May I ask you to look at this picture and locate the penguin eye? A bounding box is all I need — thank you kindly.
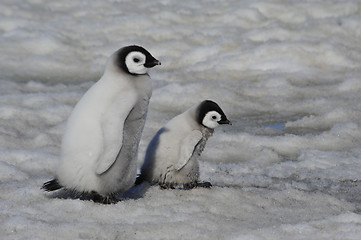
[212,115,217,120]
[133,58,140,63]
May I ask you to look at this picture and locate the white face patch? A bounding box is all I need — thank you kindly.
[202,111,222,129]
[125,51,147,74]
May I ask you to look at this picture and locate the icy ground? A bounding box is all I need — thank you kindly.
[1,0,361,239]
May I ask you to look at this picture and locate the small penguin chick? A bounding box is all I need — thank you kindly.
[42,45,160,204]
[136,100,231,190]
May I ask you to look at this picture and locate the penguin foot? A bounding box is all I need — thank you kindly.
[88,191,119,204]
[183,181,212,190]
[42,183,119,204]
[183,182,197,190]
[159,183,175,190]
[42,179,63,192]
[158,181,213,190]
[134,174,144,186]
[197,181,212,188]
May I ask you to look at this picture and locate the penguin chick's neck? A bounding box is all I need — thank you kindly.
[102,51,142,77]
[186,105,214,133]
[101,59,146,89]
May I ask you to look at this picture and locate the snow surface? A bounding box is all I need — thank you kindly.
[1,0,361,239]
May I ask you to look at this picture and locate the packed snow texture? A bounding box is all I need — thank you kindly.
[1,0,361,239]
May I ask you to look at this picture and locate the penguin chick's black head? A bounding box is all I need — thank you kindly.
[116,45,161,75]
[197,100,231,128]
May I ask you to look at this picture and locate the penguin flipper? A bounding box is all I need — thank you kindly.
[95,91,138,175]
[174,130,203,171]
[42,179,63,192]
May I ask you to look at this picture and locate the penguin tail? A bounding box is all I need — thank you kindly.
[134,174,145,186]
[42,179,63,192]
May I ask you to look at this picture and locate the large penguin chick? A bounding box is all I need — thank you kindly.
[42,45,160,203]
[136,100,231,190]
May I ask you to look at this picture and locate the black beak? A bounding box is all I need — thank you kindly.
[218,119,232,125]
[144,59,161,68]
